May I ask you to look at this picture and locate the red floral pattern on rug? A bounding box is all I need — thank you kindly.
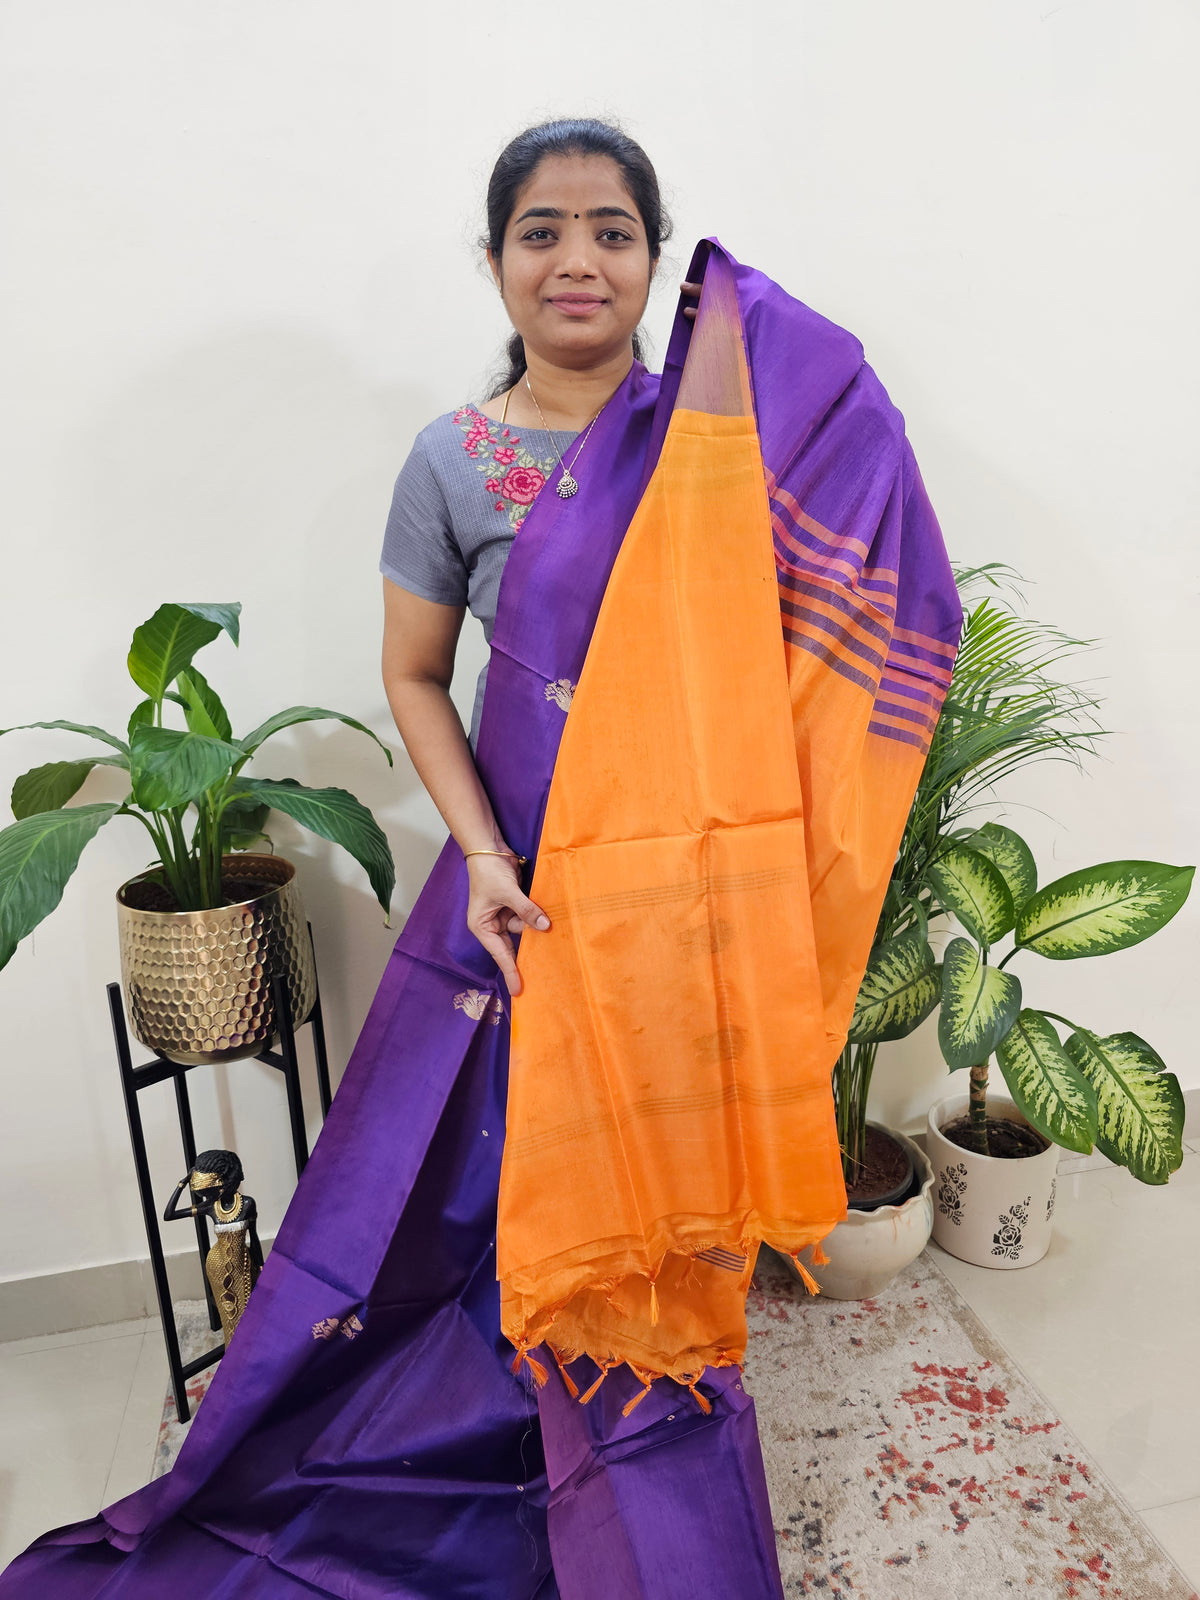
[452,404,559,532]
[744,1253,1197,1599]
[153,1270,1196,1598]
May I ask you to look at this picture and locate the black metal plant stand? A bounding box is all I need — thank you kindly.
[109,925,332,1422]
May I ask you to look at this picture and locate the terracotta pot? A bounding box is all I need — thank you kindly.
[927,1092,1058,1269]
[791,1124,934,1300]
[116,853,316,1066]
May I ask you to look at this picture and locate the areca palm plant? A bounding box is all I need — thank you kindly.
[0,602,395,969]
[836,567,1191,1187]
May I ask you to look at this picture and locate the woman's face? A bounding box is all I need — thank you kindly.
[489,154,655,371]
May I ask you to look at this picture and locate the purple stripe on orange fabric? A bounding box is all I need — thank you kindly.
[765,481,897,578]
[771,514,875,594]
[784,626,880,696]
[892,623,958,661]
[776,567,892,647]
[879,673,944,711]
[874,696,938,733]
[780,598,888,675]
[872,704,936,738]
[765,470,891,573]
[778,585,893,666]
[858,573,904,603]
[868,718,931,751]
[769,503,901,600]
[886,642,954,685]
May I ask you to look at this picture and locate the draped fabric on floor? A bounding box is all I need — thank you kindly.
[0,242,961,1600]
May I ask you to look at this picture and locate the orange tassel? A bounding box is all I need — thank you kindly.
[621,1380,653,1418]
[510,1345,549,1387]
[578,1361,612,1405]
[687,1381,712,1416]
[551,1347,580,1400]
[648,1279,660,1326]
[790,1253,822,1295]
[811,1243,831,1267]
[602,1288,631,1319]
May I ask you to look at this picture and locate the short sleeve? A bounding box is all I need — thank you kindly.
[379,432,469,607]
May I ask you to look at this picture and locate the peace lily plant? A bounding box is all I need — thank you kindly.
[0,601,395,968]
[839,569,1191,1188]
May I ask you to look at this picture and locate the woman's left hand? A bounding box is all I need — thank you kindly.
[464,852,550,997]
[681,281,702,320]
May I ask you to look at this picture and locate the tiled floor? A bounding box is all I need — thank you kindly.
[3,1142,1198,1586]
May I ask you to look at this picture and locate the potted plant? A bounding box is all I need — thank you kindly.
[0,602,395,1064]
[801,567,1184,1295]
[922,831,1190,1267]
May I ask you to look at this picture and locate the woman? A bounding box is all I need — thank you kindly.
[0,119,961,1599]
[380,120,671,1000]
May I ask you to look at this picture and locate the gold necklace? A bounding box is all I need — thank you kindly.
[523,378,606,499]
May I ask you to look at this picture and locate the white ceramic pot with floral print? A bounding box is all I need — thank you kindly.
[928,1093,1059,1269]
[792,1125,935,1301]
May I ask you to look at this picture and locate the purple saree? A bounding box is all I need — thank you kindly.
[1,243,959,1600]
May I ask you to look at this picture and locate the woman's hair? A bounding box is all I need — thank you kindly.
[484,118,672,398]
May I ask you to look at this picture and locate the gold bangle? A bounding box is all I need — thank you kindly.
[463,848,529,866]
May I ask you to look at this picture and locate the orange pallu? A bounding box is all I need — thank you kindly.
[498,244,960,1407]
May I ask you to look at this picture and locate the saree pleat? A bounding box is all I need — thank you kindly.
[0,241,959,1600]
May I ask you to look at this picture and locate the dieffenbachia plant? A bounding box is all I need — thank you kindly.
[0,602,395,968]
[849,822,1191,1182]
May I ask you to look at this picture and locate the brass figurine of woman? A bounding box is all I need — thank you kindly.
[163,1149,263,1344]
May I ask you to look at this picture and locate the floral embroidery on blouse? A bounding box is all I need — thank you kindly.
[452,404,562,534]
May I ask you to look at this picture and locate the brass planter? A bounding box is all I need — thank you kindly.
[116,854,316,1066]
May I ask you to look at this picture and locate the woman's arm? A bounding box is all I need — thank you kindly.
[382,577,548,995]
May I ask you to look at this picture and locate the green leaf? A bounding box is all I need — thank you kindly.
[11,758,124,820]
[237,706,393,766]
[929,844,1015,948]
[848,929,941,1043]
[219,796,271,852]
[0,804,120,969]
[176,603,241,645]
[938,936,1022,1070]
[995,1009,1097,1153]
[235,778,394,914]
[1,720,128,755]
[127,603,240,702]
[128,700,156,740]
[1015,861,1194,960]
[961,822,1037,912]
[1065,1029,1185,1184]
[128,726,242,812]
[176,667,232,742]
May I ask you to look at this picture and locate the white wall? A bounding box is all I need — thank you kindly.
[2,0,1196,1282]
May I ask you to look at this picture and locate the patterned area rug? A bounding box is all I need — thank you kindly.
[156,1262,1195,1597]
[151,1300,221,1479]
[745,1249,1196,1598]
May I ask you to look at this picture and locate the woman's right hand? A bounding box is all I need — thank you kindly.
[465,852,550,997]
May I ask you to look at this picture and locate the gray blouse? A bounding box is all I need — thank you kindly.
[380,403,578,743]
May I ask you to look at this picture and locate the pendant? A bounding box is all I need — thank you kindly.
[556,471,579,499]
